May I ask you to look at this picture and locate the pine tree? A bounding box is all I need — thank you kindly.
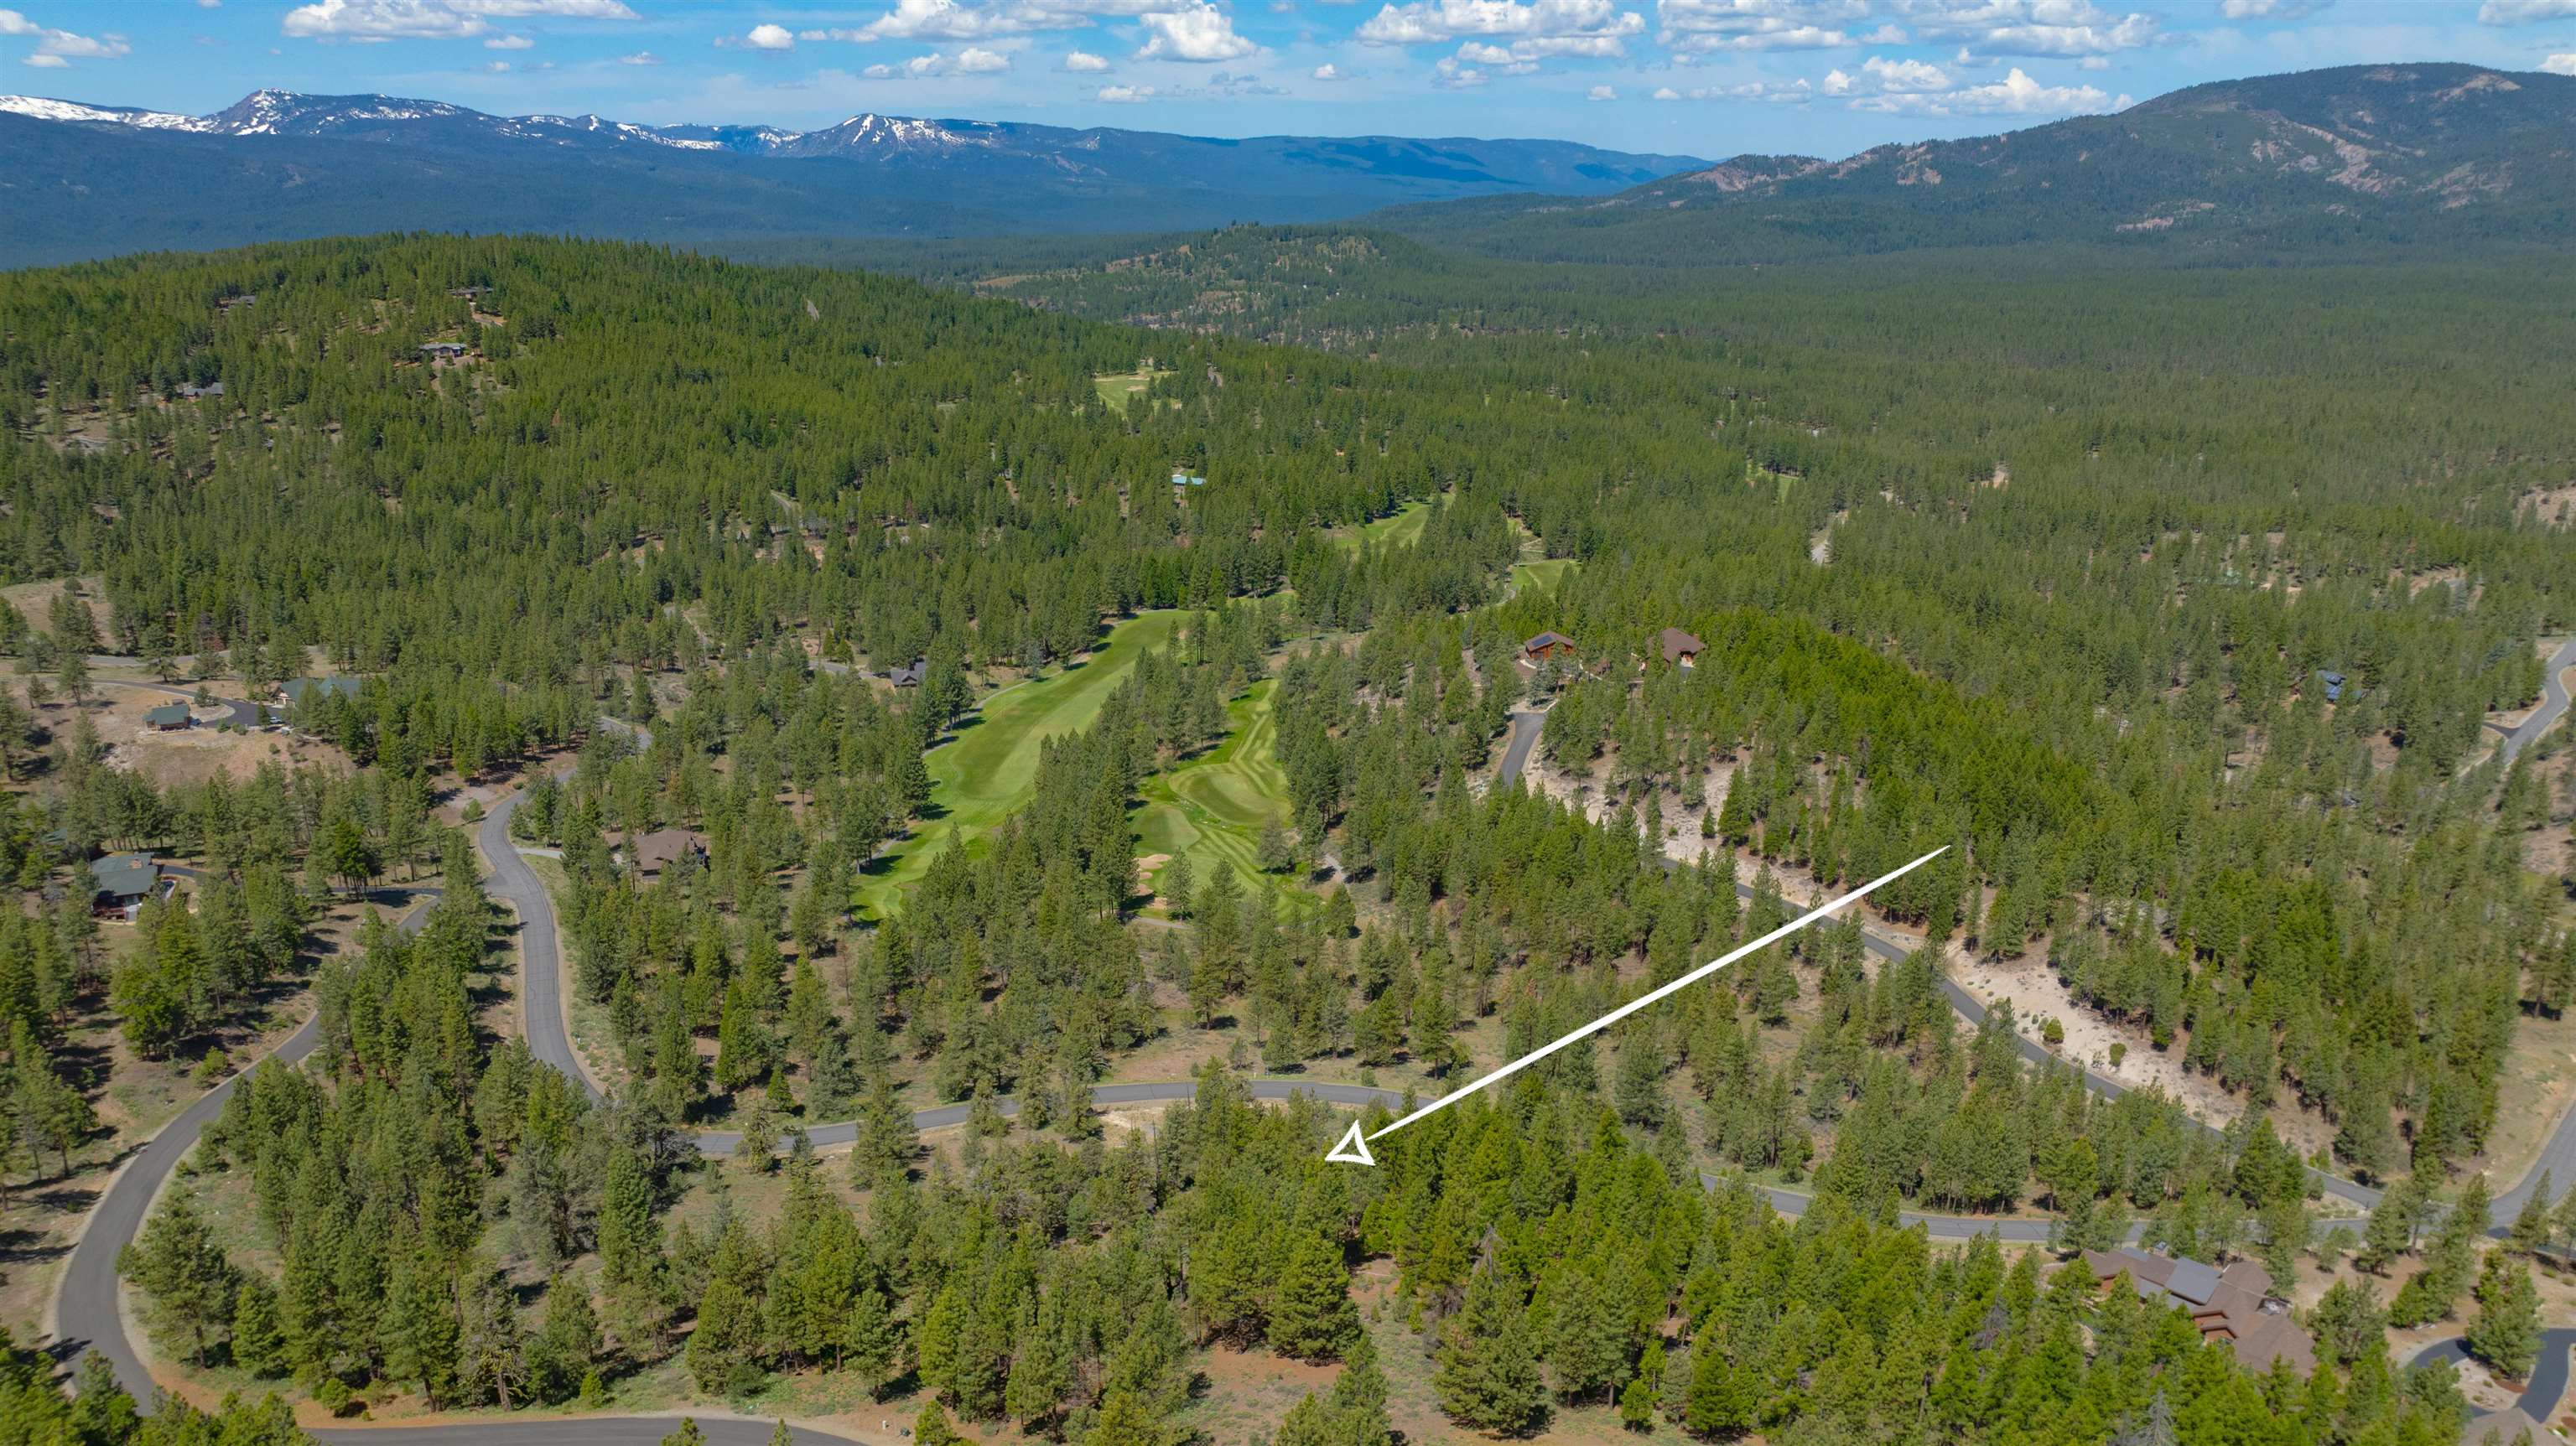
[528,1278,603,1404]
[1682,1322,1753,1439]
[846,1278,904,1398]
[383,1246,462,1409]
[2467,1252,2542,1379]
[1084,1387,1164,1446]
[2308,1278,2386,1367]
[1612,1032,1666,1128]
[914,1399,959,1446]
[117,1190,237,1368]
[1005,1301,1072,1426]
[1331,1331,1394,1446]
[1544,1265,1626,1403]
[2356,1174,2421,1273]
[231,1276,288,1378]
[1267,1229,1361,1361]
[2507,1172,2553,1256]
[1433,1264,1546,1433]
[458,1266,530,1409]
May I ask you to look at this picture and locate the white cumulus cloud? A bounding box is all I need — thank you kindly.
[1862,52,1946,87]
[863,47,1011,75]
[485,31,532,47]
[1655,0,1867,55]
[1847,61,2116,112]
[618,49,661,63]
[1138,3,1257,60]
[1587,81,1616,96]
[1064,47,1113,67]
[1312,60,1346,75]
[2219,0,2332,18]
[1661,75,1814,98]
[2541,50,2576,70]
[1098,81,1156,97]
[282,0,636,39]
[0,8,132,62]
[743,22,796,48]
[2479,0,2576,19]
[1892,0,2155,55]
[826,0,1206,43]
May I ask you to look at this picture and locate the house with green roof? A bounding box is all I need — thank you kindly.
[90,853,169,920]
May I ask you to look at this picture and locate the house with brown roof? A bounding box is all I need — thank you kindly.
[2082,1247,2315,1377]
[1523,630,1577,661]
[1658,627,1705,667]
[621,827,709,879]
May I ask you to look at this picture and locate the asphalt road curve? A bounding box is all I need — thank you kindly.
[60,698,2576,1442]
[2500,638,2576,766]
[2407,1329,2576,1430]
[52,894,437,1422]
[1493,707,1545,788]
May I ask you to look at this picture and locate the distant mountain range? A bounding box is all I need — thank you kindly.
[1373,64,2576,262]
[0,88,1705,267]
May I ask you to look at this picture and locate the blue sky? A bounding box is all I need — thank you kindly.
[3,0,2573,158]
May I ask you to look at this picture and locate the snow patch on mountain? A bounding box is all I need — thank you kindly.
[0,96,211,131]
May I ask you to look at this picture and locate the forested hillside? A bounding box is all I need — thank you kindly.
[1359,64,2576,265]
[3,231,2573,1444]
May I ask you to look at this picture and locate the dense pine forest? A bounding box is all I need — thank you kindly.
[0,227,2571,1446]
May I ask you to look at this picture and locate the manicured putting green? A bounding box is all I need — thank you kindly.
[858,609,1183,919]
[1132,677,1301,908]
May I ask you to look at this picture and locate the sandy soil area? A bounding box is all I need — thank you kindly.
[64,679,351,787]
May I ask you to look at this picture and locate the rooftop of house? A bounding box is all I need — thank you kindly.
[141,702,191,726]
[1524,630,1575,652]
[2083,1248,2313,1376]
[628,827,709,873]
[91,853,162,900]
[884,659,927,687]
[1658,626,1706,663]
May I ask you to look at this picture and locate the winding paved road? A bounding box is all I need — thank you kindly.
[1494,707,1545,789]
[58,687,2576,1441]
[52,891,439,1424]
[2499,638,2576,768]
[2407,1329,2576,1432]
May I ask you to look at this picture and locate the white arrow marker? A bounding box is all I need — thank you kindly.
[1327,845,1947,1164]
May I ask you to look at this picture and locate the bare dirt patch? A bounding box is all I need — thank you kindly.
[68,683,348,787]
[0,573,112,638]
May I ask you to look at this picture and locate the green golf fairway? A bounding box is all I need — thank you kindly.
[1332,498,1430,555]
[1133,677,1298,906]
[858,609,1183,919]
